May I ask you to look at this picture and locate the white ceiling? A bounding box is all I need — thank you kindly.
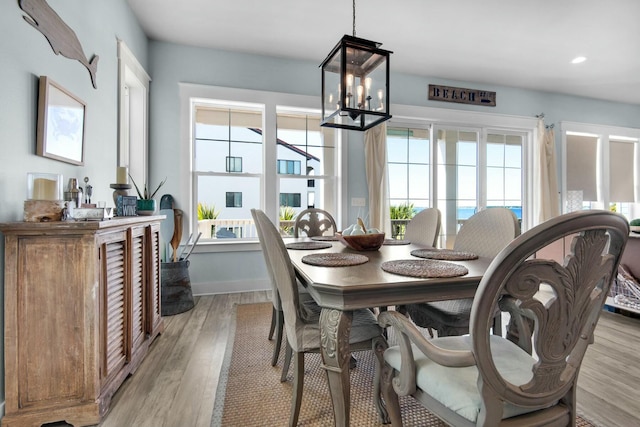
[126,0,640,106]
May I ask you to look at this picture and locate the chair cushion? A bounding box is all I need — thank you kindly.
[406,299,473,328]
[293,301,382,352]
[384,335,539,422]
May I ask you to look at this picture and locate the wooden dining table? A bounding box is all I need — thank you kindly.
[286,237,492,427]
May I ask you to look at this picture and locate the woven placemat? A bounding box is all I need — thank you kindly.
[383,239,411,245]
[410,248,478,261]
[381,259,468,278]
[302,253,369,267]
[311,235,340,241]
[285,241,333,250]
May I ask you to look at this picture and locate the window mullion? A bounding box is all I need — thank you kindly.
[263,102,278,223]
[478,128,487,210]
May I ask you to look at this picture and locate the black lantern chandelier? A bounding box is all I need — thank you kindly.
[320,0,392,131]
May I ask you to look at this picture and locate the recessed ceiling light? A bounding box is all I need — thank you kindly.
[571,56,587,64]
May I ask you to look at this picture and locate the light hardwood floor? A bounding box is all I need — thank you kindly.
[88,292,639,427]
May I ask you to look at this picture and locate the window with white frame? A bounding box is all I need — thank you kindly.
[562,123,640,220]
[387,126,431,209]
[276,110,338,225]
[193,103,263,240]
[387,124,525,248]
[187,88,342,243]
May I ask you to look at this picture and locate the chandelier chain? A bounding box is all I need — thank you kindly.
[352,0,356,37]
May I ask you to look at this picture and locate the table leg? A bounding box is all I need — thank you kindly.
[320,308,352,427]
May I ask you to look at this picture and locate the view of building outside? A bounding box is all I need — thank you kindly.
[193,103,338,239]
[194,105,262,238]
[275,111,337,223]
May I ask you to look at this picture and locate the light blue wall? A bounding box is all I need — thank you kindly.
[1,1,639,409]
[147,40,639,295]
[0,0,148,409]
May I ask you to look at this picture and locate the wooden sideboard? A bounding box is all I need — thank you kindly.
[0,216,165,427]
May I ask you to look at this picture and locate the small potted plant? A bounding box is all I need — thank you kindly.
[197,202,220,238]
[129,174,167,215]
[279,206,296,236]
[630,218,640,233]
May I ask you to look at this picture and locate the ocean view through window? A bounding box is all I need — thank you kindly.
[387,125,524,247]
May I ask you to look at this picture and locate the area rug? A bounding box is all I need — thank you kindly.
[211,302,597,426]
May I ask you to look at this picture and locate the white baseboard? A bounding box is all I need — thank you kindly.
[191,279,271,296]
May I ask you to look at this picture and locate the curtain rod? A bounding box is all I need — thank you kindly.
[535,113,554,128]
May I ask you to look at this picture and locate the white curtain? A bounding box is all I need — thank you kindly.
[364,123,391,234]
[535,118,560,223]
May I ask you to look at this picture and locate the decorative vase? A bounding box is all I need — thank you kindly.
[198,219,215,238]
[137,199,156,216]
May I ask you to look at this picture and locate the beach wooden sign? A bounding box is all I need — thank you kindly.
[428,84,496,107]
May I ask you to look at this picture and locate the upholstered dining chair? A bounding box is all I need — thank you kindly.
[293,208,337,238]
[403,207,520,337]
[377,210,628,426]
[253,210,287,367]
[252,209,386,426]
[253,210,315,369]
[403,207,441,247]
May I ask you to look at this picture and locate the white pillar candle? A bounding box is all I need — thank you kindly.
[33,178,57,200]
[116,167,128,184]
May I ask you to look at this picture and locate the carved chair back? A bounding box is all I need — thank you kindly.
[378,210,628,426]
[293,208,337,238]
[471,210,629,421]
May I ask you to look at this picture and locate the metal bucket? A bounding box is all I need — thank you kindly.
[161,260,195,316]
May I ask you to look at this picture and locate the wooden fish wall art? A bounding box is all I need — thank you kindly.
[18,0,99,89]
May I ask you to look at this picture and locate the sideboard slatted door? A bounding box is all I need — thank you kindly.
[129,226,146,360]
[146,222,163,339]
[100,233,127,386]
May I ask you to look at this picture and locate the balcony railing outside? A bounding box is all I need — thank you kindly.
[198,218,296,239]
[200,218,411,240]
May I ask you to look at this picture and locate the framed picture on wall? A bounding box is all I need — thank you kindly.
[36,76,86,166]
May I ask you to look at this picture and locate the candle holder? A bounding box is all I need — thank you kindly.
[110,183,132,206]
[27,172,63,201]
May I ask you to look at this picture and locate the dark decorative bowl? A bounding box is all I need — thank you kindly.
[336,232,385,251]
